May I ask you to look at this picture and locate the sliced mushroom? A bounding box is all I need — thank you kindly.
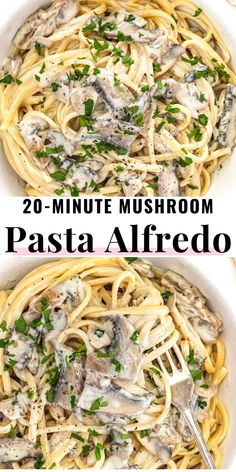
[103,425,133,469]
[86,315,141,382]
[185,64,210,83]
[3,55,22,79]
[76,117,139,151]
[46,130,75,157]
[52,342,84,411]
[18,117,48,152]
[117,171,143,197]
[87,71,134,113]
[130,259,156,278]
[142,406,192,464]
[0,438,41,463]
[31,275,86,313]
[158,161,180,196]
[13,0,79,50]
[162,44,185,68]
[45,310,68,342]
[88,323,112,350]
[0,393,29,421]
[175,83,209,111]
[89,10,162,44]
[161,270,223,343]
[6,317,41,374]
[78,375,154,417]
[218,84,236,148]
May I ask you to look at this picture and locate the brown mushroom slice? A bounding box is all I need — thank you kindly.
[161,270,223,343]
[88,10,161,44]
[103,425,133,469]
[0,393,29,421]
[158,162,180,197]
[86,315,141,382]
[51,342,84,411]
[87,70,134,113]
[218,84,236,148]
[13,0,79,50]
[0,438,41,463]
[78,376,154,417]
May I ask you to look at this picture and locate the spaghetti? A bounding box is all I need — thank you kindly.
[0,0,236,197]
[0,257,228,469]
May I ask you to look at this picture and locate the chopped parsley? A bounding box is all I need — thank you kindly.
[97,346,119,358]
[186,349,195,366]
[155,121,165,133]
[46,366,62,402]
[88,428,99,437]
[153,63,162,73]
[39,63,46,74]
[193,8,202,17]
[187,184,199,190]
[15,314,27,334]
[125,257,138,264]
[161,290,172,300]
[140,429,151,438]
[90,396,108,411]
[179,157,193,167]
[190,369,203,381]
[51,82,62,92]
[0,338,10,348]
[84,98,94,117]
[35,42,45,57]
[150,367,162,377]
[197,398,207,409]
[70,344,87,361]
[27,389,35,400]
[165,104,180,114]
[200,384,209,389]
[0,320,8,332]
[130,331,139,344]
[94,443,105,461]
[188,124,202,142]
[71,433,85,442]
[111,359,124,372]
[126,14,136,22]
[50,170,67,181]
[34,458,45,469]
[82,22,97,32]
[199,92,206,103]
[0,74,14,84]
[198,114,208,126]
[141,85,149,93]
[122,56,134,67]
[181,55,201,66]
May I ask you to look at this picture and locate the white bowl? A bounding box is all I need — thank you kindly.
[0,0,236,196]
[0,255,236,468]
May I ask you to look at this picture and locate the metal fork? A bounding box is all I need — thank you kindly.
[157,344,216,469]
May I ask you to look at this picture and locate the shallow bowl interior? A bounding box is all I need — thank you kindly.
[0,0,236,196]
[0,256,235,468]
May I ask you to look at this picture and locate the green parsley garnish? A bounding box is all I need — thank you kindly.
[130,331,139,344]
[90,396,108,411]
[35,42,45,57]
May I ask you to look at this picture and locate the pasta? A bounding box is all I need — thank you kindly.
[0,0,236,197]
[0,257,228,469]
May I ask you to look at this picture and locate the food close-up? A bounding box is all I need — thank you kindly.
[0,257,230,469]
[0,0,236,196]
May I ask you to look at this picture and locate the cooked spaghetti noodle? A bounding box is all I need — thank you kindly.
[0,0,236,197]
[0,257,228,468]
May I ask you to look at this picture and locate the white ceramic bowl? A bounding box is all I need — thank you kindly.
[0,256,236,468]
[0,0,236,196]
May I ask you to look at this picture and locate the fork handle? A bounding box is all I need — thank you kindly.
[180,407,216,469]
